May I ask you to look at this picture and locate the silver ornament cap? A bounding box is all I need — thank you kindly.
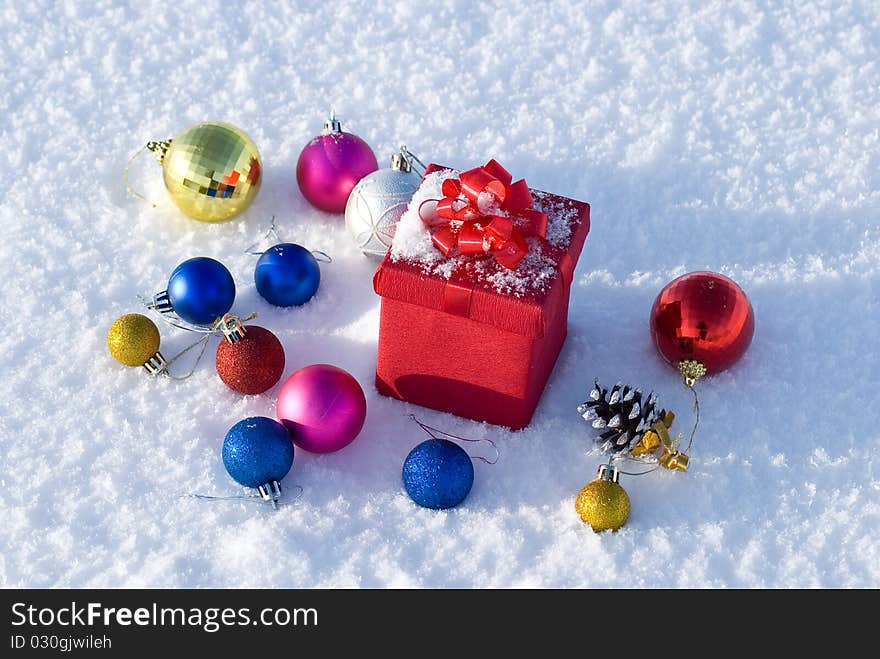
[344,149,421,257]
[323,110,343,134]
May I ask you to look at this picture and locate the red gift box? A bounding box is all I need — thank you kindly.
[372,163,590,429]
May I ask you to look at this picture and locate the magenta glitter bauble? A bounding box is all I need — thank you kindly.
[276,364,367,453]
[296,114,379,213]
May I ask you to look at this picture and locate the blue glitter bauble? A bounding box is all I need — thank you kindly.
[402,438,474,510]
[222,417,295,488]
[254,243,320,307]
[167,257,236,325]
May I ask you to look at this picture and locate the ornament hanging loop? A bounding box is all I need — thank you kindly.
[124,145,158,208]
[263,215,282,246]
[162,333,212,381]
[124,139,172,207]
[159,312,257,380]
[244,217,332,263]
[186,483,303,509]
[609,452,660,477]
[676,359,707,458]
[398,146,426,176]
[140,286,257,335]
[244,216,283,255]
[408,414,499,465]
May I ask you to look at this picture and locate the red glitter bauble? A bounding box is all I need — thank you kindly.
[215,325,285,395]
[650,271,754,374]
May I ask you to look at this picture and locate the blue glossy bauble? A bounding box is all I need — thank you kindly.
[254,243,320,307]
[167,257,236,325]
[222,417,294,488]
[402,438,474,510]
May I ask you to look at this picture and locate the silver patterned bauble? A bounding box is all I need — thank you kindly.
[344,150,422,257]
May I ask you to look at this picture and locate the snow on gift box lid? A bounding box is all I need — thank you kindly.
[373,163,591,338]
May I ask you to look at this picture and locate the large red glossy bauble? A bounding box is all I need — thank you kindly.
[216,325,285,395]
[650,271,754,374]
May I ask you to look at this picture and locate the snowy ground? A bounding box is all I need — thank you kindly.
[1,0,878,588]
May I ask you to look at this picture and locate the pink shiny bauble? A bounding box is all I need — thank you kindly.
[650,271,755,374]
[276,364,367,453]
[296,132,378,213]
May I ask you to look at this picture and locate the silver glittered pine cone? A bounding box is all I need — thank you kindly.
[576,380,669,454]
[344,148,422,257]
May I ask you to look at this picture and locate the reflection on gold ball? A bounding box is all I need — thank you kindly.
[107,314,160,367]
[162,122,261,222]
[575,479,630,532]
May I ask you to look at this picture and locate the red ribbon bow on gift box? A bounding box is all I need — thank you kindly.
[418,160,549,270]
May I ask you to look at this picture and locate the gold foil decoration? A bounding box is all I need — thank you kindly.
[147,139,171,164]
[679,359,707,387]
[630,430,660,457]
[630,410,675,457]
[652,421,689,472]
[659,447,689,471]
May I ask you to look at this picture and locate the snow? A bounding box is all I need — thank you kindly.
[390,169,460,267]
[1,0,878,588]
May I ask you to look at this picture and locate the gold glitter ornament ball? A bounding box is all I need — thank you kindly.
[160,122,262,222]
[107,314,161,367]
[575,477,631,532]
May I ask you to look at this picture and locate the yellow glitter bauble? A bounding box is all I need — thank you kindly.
[575,476,630,532]
[160,122,262,222]
[107,314,161,367]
